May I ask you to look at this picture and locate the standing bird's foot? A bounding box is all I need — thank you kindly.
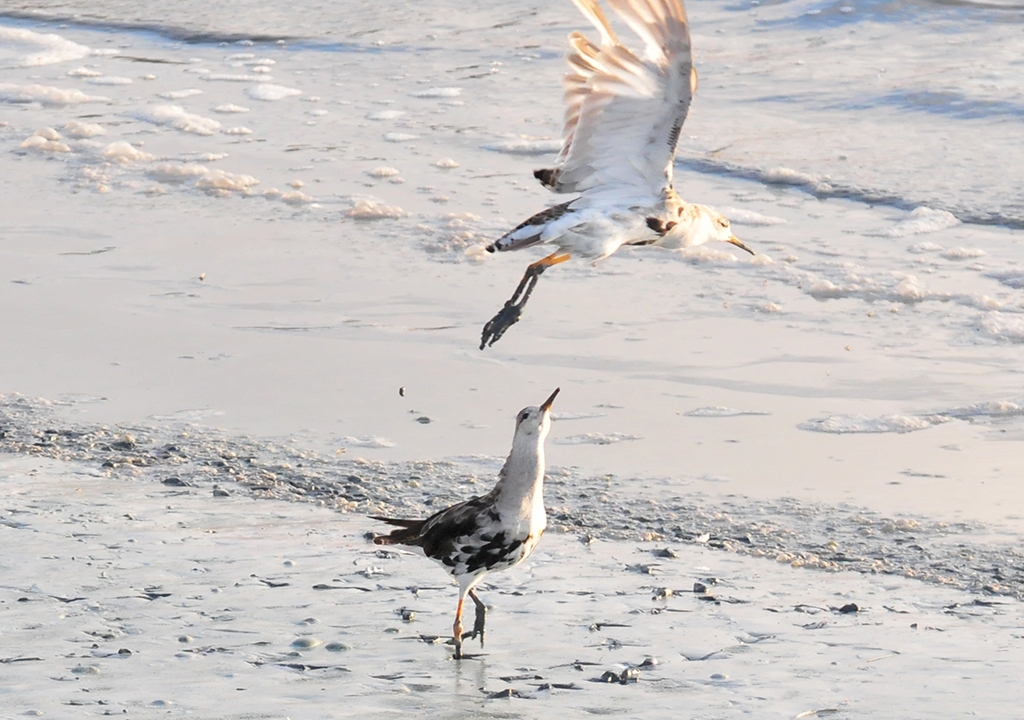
[462,590,486,647]
[480,252,570,349]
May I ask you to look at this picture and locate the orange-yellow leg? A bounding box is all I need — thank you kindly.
[480,252,571,350]
[452,596,466,659]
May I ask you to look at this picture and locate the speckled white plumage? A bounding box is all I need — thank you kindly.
[372,388,558,658]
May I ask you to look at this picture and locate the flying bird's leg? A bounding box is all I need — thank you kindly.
[463,589,486,647]
[480,252,570,349]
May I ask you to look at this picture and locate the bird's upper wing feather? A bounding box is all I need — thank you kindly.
[539,0,696,205]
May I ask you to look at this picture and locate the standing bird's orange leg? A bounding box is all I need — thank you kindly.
[480,252,570,349]
[452,595,466,659]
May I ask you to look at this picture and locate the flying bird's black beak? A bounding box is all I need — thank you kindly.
[540,388,560,413]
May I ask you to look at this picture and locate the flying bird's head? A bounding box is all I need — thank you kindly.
[704,207,754,255]
[513,388,559,442]
[654,201,756,255]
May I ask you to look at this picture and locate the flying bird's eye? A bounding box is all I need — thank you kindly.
[717,218,729,228]
[518,411,529,423]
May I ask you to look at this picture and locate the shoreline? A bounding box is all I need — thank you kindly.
[3,394,1023,602]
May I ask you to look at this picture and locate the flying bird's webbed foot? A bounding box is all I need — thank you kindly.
[479,252,570,350]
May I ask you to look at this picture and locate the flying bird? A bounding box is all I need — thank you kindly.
[372,388,559,659]
[480,0,754,349]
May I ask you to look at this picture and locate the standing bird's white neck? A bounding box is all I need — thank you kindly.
[491,390,557,526]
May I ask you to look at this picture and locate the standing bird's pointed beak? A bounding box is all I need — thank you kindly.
[728,235,755,255]
[540,388,560,412]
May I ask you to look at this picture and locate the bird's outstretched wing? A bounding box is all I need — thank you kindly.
[535,0,697,205]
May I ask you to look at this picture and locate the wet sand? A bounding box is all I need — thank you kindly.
[4,455,1023,719]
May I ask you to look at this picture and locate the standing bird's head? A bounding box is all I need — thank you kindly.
[513,388,559,443]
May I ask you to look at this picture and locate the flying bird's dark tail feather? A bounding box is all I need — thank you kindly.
[369,516,426,546]
[487,200,575,253]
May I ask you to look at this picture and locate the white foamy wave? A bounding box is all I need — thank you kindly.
[799,414,948,434]
[974,312,1024,343]
[383,132,419,142]
[763,166,832,192]
[554,432,642,445]
[684,407,770,417]
[338,436,395,449]
[0,28,91,67]
[222,126,253,135]
[347,197,404,220]
[482,139,562,155]
[246,84,301,101]
[102,141,155,164]
[195,169,260,195]
[147,163,209,184]
[411,87,462,98]
[20,128,70,153]
[874,207,961,238]
[213,104,250,113]
[720,207,786,226]
[907,241,943,254]
[88,76,132,86]
[940,398,1024,420]
[136,105,221,135]
[63,121,105,138]
[416,213,492,261]
[0,82,108,105]
[368,166,401,178]
[67,67,102,77]
[367,110,405,120]
[940,246,986,260]
[279,190,317,206]
[158,89,203,100]
[671,245,744,263]
[792,265,932,304]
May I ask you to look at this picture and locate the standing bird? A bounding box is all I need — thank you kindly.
[372,388,559,659]
[480,0,754,349]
